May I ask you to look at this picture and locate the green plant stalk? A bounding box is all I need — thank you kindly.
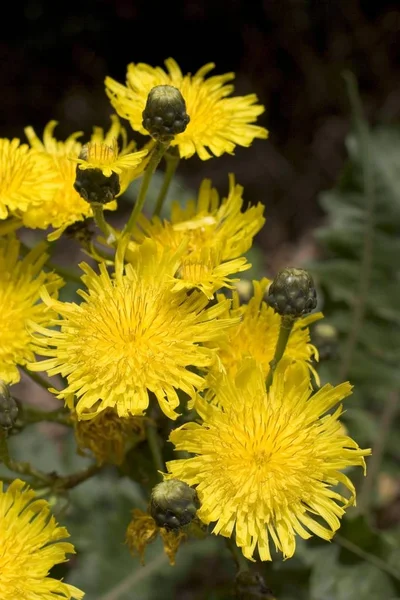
[338,72,375,382]
[92,203,115,244]
[21,365,58,392]
[124,140,170,235]
[18,404,72,426]
[335,533,400,582]
[145,419,165,475]
[226,537,250,572]
[153,150,180,218]
[0,431,10,464]
[265,316,295,390]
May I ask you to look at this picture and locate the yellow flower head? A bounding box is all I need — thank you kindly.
[167,360,370,561]
[0,138,56,220]
[30,239,237,420]
[0,236,63,384]
[130,176,265,297]
[74,138,147,179]
[0,479,84,599]
[23,116,146,239]
[207,279,321,382]
[105,58,268,160]
[73,408,145,465]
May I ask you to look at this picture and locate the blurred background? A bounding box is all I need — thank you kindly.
[2,0,400,269]
[3,1,400,599]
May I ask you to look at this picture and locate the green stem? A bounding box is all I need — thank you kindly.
[18,404,72,426]
[3,453,102,491]
[265,316,295,390]
[226,537,250,572]
[335,533,400,582]
[124,141,170,235]
[92,203,115,244]
[339,72,375,382]
[153,150,180,218]
[21,366,58,392]
[0,431,10,464]
[145,419,165,475]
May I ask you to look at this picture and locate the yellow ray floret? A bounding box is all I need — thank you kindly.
[167,360,370,561]
[0,138,56,220]
[129,175,265,297]
[105,58,268,160]
[0,236,63,384]
[23,116,146,238]
[0,479,84,599]
[29,239,238,420]
[206,279,322,382]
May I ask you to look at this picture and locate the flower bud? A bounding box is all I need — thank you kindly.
[0,381,18,430]
[235,571,276,600]
[142,85,190,142]
[150,479,199,530]
[74,146,120,205]
[266,267,317,318]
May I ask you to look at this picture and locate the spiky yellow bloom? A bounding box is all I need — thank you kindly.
[105,58,268,160]
[23,116,146,239]
[0,138,56,220]
[0,479,84,599]
[207,279,321,382]
[30,239,237,420]
[74,138,147,178]
[129,176,265,297]
[0,236,63,384]
[167,360,370,561]
[73,408,145,465]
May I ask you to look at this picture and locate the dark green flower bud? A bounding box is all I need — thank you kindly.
[150,479,200,530]
[235,571,276,600]
[74,146,120,205]
[142,85,190,142]
[312,322,339,361]
[64,219,94,247]
[266,267,317,318]
[0,382,18,430]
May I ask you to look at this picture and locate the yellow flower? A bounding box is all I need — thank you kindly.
[23,116,146,239]
[0,236,63,384]
[167,360,370,561]
[105,58,268,160]
[73,408,145,465]
[0,138,56,220]
[0,479,84,599]
[207,279,321,382]
[30,239,237,420]
[130,176,265,297]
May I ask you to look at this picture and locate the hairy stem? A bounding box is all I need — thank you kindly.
[21,365,59,392]
[338,72,375,381]
[145,419,165,475]
[153,150,180,218]
[92,203,115,244]
[265,316,295,390]
[124,141,170,235]
[226,537,250,572]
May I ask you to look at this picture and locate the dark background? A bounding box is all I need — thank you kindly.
[3,0,400,269]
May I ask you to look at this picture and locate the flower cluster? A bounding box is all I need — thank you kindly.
[0,57,370,596]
